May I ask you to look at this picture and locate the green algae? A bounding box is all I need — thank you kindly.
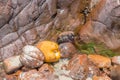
[75,41,119,57]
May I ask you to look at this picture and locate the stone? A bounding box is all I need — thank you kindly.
[88,55,111,68]
[0,0,13,28]
[59,42,77,58]
[1,32,18,47]
[0,24,15,39]
[93,75,111,80]
[79,0,120,50]
[0,0,92,60]
[67,54,89,80]
[38,64,54,76]
[19,64,55,80]
[112,56,120,65]
[14,38,25,55]
[20,45,44,68]
[18,70,45,80]
[110,65,120,80]
[1,74,17,80]
[22,28,39,44]
[1,43,17,60]
[57,31,75,44]
[87,61,101,78]
[46,0,57,16]
[13,0,40,27]
[3,55,23,74]
[57,0,74,8]
[17,22,34,35]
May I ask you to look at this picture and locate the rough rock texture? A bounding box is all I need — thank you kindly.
[0,0,91,61]
[110,65,120,80]
[19,64,55,80]
[20,45,44,68]
[59,42,77,58]
[68,54,89,80]
[79,0,120,51]
[88,54,111,68]
[3,55,22,74]
[112,56,120,65]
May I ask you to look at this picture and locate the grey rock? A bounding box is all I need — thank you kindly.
[22,28,39,44]
[1,43,17,60]
[0,0,13,28]
[1,32,18,47]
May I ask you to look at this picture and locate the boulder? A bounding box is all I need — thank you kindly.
[79,0,120,51]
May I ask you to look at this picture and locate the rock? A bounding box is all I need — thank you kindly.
[39,64,54,77]
[1,74,17,80]
[12,70,22,77]
[59,42,77,58]
[0,0,90,61]
[112,56,120,65]
[1,43,17,60]
[20,45,44,68]
[0,0,13,28]
[3,56,23,74]
[22,28,39,44]
[18,70,45,80]
[79,0,120,50]
[87,61,101,78]
[110,65,120,80]
[19,64,55,80]
[93,75,111,80]
[1,32,18,47]
[21,67,32,72]
[88,54,111,68]
[57,31,75,44]
[67,54,89,80]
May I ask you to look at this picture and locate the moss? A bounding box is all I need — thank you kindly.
[75,41,119,57]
